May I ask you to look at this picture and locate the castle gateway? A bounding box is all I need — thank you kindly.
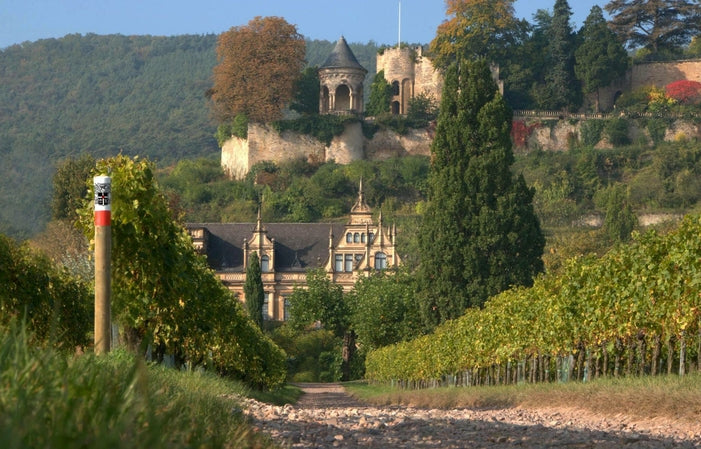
[186,184,400,322]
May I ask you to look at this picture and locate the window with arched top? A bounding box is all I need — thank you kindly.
[361,233,366,243]
[261,255,270,272]
[375,252,387,270]
[354,232,360,243]
[391,80,400,96]
[346,232,352,243]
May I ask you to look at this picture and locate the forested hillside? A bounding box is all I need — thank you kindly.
[0,33,378,238]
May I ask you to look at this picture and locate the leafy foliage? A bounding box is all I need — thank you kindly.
[290,66,321,115]
[665,80,701,105]
[0,235,92,349]
[75,155,285,389]
[366,214,701,384]
[348,269,422,350]
[430,0,519,69]
[210,17,306,123]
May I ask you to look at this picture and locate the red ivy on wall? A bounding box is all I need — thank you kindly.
[665,80,701,104]
[511,120,540,148]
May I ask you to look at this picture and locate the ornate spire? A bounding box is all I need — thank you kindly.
[255,207,263,232]
[350,179,373,225]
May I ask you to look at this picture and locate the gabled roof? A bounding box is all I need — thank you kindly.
[320,36,367,72]
[187,223,346,272]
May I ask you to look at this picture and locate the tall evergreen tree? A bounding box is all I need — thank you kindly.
[605,0,701,54]
[542,0,580,110]
[244,251,265,329]
[575,6,630,112]
[418,59,545,328]
[366,70,393,117]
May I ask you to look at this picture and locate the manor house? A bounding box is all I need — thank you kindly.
[186,183,400,322]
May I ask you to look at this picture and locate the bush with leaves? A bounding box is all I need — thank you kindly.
[0,234,92,349]
[76,155,285,389]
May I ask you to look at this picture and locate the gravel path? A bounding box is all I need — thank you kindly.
[239,383,701,448]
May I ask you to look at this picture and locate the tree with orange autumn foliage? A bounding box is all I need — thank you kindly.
[210,16,306,123]
[429,0,519,70]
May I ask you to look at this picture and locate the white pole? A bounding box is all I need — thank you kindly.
[398,0,401,48]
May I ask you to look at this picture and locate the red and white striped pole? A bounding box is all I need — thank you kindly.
[94,175,111,354]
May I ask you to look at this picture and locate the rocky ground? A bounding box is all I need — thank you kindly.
[237,383,701,448]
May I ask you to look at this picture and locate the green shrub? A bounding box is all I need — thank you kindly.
[580,120,606,147]
[0,324,271,449]
[605,118,630,146]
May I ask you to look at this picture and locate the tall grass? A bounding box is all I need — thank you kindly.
[347,375,701,423]
[0,324,276,449]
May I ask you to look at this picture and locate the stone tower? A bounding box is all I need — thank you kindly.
[318,36,367,114]
[376,45,444,115]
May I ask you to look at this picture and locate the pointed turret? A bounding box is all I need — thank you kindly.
[350,179,373,225]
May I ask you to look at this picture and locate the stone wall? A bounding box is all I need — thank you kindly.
[515,116,700,152]
[631,59,701,90]
[221,122,432,180]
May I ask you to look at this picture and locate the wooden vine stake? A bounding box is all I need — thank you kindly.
[94,175,112,354]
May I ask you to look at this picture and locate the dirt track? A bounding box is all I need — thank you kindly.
[240,383,701,448]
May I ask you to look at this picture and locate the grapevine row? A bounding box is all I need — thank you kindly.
[365,215,701,386]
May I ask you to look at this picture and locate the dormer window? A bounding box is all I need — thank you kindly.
[261,255,270,272]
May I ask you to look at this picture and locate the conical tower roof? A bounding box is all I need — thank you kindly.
[320,36,367,72]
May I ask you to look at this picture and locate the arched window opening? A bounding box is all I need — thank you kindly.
[346,232,352,243]
[375,252,387,270]
[335,84,351,110]
[391,80,400,96]
[261,255,270,272]
[354,232,360,243]
[321,86,330,113]
[361,233,366,243]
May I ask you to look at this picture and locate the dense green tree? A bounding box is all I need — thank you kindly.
[597,183,637,242]
[541,0,580,110]
[406,92,439,126]
[365,69,393,117]
[244,251,265,329]
[418,59,545,328]
[348,269,422,350]
[0,233,92,349]
[290,66,320,115]
[51,154,96,223]
[289,269,356,379]
[605,0,701,54]
[575,6,630,112]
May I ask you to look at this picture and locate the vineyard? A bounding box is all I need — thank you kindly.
[366,214,701,387]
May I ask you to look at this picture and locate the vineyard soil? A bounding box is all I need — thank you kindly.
[239,383,701,448]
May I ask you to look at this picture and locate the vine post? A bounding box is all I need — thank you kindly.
[94,175,111,354]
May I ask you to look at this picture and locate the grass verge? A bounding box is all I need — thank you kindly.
[0,324,279,449]
[345,375,701,423]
